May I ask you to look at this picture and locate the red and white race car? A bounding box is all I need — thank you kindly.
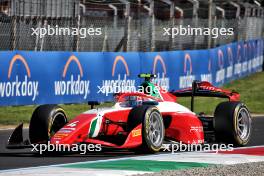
[7,74,252,153]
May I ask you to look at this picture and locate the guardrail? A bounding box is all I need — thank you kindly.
[0,39,263,106]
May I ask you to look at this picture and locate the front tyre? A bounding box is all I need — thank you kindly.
[29,105,68,144]
[214,101,252,146]
[142,106,165,152]
[128,105,164,153]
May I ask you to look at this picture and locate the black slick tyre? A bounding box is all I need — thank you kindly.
[214,101,252,146]
[29,105,68,144]
[127,105,164,153]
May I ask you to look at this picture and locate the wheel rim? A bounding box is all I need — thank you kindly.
[237,107,251,141]
[148,111,163,147]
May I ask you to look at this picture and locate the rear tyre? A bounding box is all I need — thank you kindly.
[29,105,68,144]
[127,106,164,153]
[214,101,252,146]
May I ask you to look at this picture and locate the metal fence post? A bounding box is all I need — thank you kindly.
[119,0,130,52]
[175,6,184,50]
[40,19,47,51]
[149,0,155,51]
[11,16,17,50]
[216,6,225,46]
[208,0,213,49]
[76,15,81,52]
[34,18,42,51]
[160,0,174,50]
[137,0,142,51]
[109,4,117,29]
[229,2,241,41]
[187,0,199,49]
[102,25,108,52]
[143,0,155,51]
[170,1,175,51]
[109,4,118,51]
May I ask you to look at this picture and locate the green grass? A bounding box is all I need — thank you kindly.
[0,103,113,125]
[0,72,263,125]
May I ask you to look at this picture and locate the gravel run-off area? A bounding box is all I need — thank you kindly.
[135,162,264,176]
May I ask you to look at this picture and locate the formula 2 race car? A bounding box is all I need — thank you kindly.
[7,74,252,153]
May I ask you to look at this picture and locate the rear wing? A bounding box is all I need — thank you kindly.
[171,81,240,111]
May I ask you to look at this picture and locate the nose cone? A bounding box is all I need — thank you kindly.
[50,129,73,144]
[50,113,98,145]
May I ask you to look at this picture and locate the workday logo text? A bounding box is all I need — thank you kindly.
[0,55,39,101]
[152,55,170,91]
[98,56,136,96]
[234,44,242,76]
[226,47,234,79]
[179,53,195,89]
[54,56,90,99]
[216,49,225,84]
[200,57,212,83]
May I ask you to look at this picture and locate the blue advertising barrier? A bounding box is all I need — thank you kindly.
[0,39,263,106]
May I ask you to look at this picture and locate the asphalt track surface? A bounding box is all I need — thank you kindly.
[0,116,264,170]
